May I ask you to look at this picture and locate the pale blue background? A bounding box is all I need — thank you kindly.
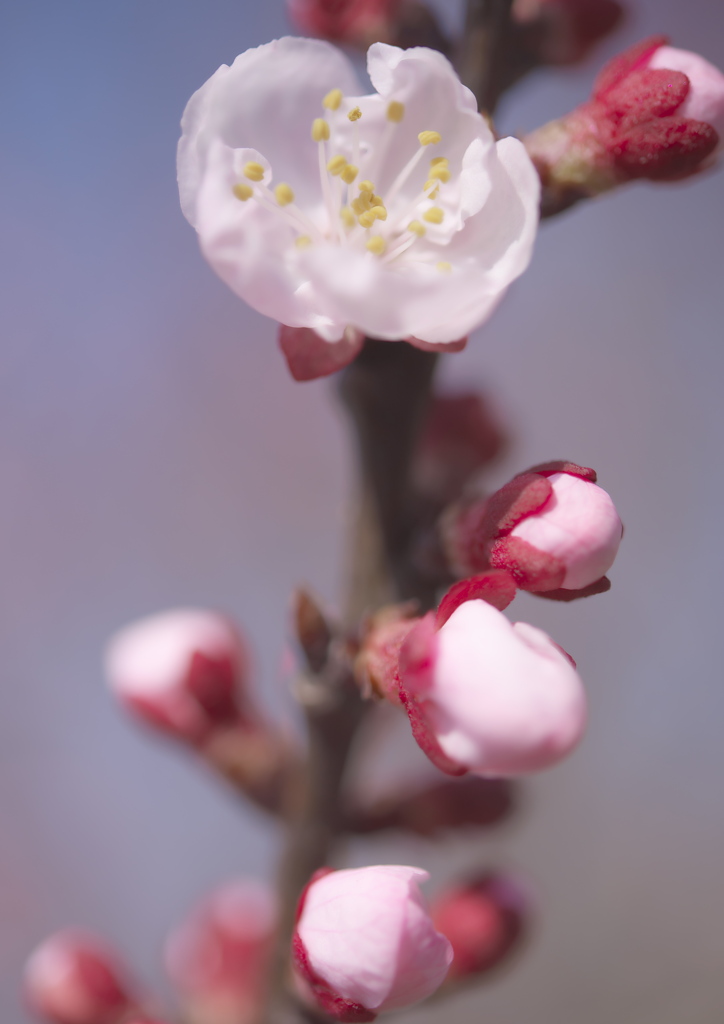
[1,1,723,1021]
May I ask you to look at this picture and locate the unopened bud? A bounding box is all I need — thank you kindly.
[431,873,527,982]
[442,462,622,597]
[278,325,364,382]
[293,866,452,1021]
[166,880,276,1024]
[25,932,135,1024]
[106,609,249,745]
[526,36,724,214]
[398,596,585,777]
[285,0,402,47]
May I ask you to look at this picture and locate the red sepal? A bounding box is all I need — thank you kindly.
[605,68,689,120]
[278,325,364,382]
[479,473,553,540]
[533,575,612,601]
[612,117,719,180]
[522,460,597,482]
[292,933,376,1023]
[436,572,516,628]
[593,34,669,99]
[398,614,467,777]
[489,536,566,592]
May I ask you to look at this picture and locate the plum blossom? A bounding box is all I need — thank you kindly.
[178,37,539,346]
[398,599,586,776]
[293,866,452,1021]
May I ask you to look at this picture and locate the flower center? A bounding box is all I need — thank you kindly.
[231,89,456,273]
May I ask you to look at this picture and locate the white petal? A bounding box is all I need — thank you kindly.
[177,36,362,224]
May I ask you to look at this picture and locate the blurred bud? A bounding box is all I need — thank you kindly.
[106,609,249,745]
[278,325,364,382]
[442,462,622,596]
[286,0,401,47]
[431,873,527,982]
[25,932,135,1024]
[346,776,517,836]
[166,880,276,1024]
[526,36,724,214]
[355,605,419,707]
[398,598,585,777]
[513,0,623,65]
[412,392,507,504]
[293,866,452,1021]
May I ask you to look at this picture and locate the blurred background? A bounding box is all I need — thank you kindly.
[1,0,723,1020]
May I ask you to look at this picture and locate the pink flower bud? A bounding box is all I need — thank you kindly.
[501,471,622,591]
[293,866,452,1021]
[25,932,135,1024]
[526,36,723,212]
[431,873,527,981]
[106,609,248,745]
[442,462,621,597]
[286,0,401,46]
[278,326,364,382]
[398,599,586,777]
[166,880,276,1024]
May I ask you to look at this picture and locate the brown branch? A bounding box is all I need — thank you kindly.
[266,4,522,1017]
[457,0,516,113]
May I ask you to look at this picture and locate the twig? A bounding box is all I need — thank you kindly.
[457,0,516,113]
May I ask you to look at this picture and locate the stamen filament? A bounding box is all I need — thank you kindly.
[318,139,341,242]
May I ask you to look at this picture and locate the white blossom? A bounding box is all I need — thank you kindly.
[178,37,540,345]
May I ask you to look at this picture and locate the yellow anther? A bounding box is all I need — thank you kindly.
[358,209,376,228]
[311,118,330,142]
[323,88,343,111]
[340,206,356,228]
[351,196,372,215]
[408,220,426,236]
[371,194,385,207]
[370,205,387,221]
[232,183,254,201]
[274,183,295,206]
[327,154,348,175]
[430,156,449,167]
[340,164,358,184]
[386,100,405,123]
[295,235,313,248]
[358,180,375,194]
[366,235,387,255]
[423,206,445,224]
[418,130,442,146]
[243,161,265,182]
[437,261,452,274]
[424,180,440,198]
[429,166,451,182]
[348,106,362,122]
